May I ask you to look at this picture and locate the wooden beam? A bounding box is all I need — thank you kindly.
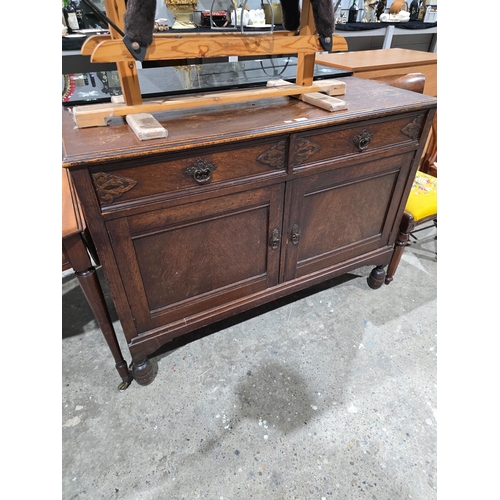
[72,82,336,128]
[89,34,347,63]
[81,35,112,55]
[103,0,142,105]
[296,0,317,86]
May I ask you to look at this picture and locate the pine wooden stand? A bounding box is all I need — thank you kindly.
[71,0,348,129]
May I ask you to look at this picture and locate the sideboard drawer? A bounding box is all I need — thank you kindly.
[90,138,288,208]
[289,113,425,169]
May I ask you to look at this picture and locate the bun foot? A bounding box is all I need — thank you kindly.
[367,265,386,289]
[132,358,155,386]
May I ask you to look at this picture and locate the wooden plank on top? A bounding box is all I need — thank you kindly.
[89,34,348,63]
[80,30,303,56]
[71,82,335,128]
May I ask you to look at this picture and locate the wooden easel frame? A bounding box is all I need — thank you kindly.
[74,0,348,127]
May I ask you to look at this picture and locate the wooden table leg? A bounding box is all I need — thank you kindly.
[63,232,133,391]
[384,212,415,285]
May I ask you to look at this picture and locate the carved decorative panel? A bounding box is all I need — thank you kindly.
[293,138,321,165]
[256,140,286,169]
[92,173,138,204]
[401,114,425,141]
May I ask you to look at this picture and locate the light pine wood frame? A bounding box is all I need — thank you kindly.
[74,0,347,126]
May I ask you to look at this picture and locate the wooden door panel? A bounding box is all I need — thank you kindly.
[298,173,397,259]
[283,152,413,280]
[106,184,284,331]
[134,208,269,309]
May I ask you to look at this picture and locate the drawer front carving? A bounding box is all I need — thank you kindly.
[256,141,287,169]
[92,172,138,204]
[289,114,424,168]
[90,139,287,207]
[292,138,322,165]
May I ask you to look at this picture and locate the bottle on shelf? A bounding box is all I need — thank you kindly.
[62,8,68,36]
[409,0,419,20]
[63,0,80,33]
[348,0,358,23]
[71,0,86,30]
[417,0,426,20]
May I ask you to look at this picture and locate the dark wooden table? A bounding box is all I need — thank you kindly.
[63,76,437,388]
[63,168,132,390]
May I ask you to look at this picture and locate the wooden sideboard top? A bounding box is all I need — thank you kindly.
[62,76,436,167]
[315,49,437,72]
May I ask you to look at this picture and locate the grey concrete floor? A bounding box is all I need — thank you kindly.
[62,231,437,500]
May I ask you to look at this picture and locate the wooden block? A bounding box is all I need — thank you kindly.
[125,113,168,141]
[71,102,126,128]
[266,78,346,96]
[300,93,348,112]
[267,78,347,111]
[316,79,346,96]
[266,79,293,88]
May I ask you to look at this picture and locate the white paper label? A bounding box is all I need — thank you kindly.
[67,12,79,30]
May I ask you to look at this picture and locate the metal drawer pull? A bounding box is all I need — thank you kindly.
[269,228,280,250]
[291,224,300,245]
[184,158,217,184]
[353,130,373,152]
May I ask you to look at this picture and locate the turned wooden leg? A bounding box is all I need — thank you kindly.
[385,212,415,285]
[63,233,133,391]
[131,358,155,386]
[367,265,386,289]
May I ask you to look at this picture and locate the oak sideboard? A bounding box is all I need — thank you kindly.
[62,76,437,388]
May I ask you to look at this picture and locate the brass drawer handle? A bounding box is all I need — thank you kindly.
[184,158,217,185]
[353,130,373,152]
[291,224,300,245]
[269,228,280,250]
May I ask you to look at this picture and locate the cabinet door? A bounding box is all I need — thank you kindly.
[282,152,414,281]
[105,184,284,333]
